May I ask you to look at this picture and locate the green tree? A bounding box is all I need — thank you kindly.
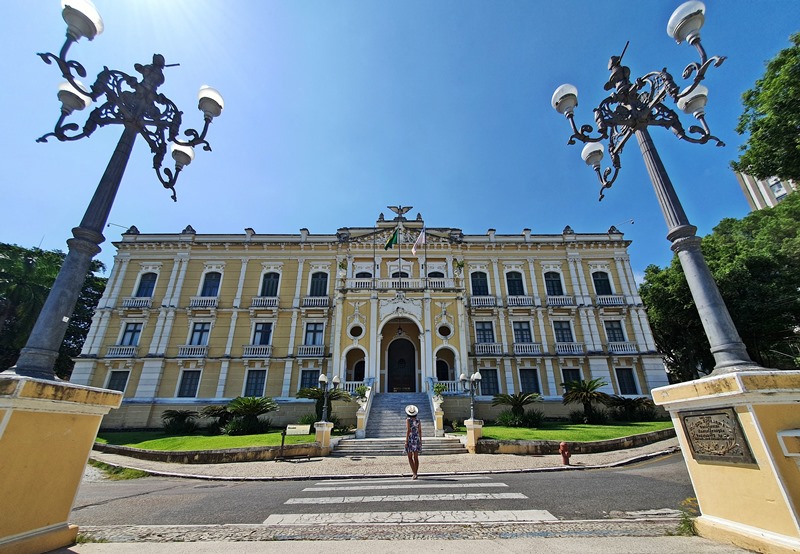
[491,392,542,417]
[732,32,800,181]
[561,378,611,422]
[296,386,352,421]
[640,193,800,380]
[0,243,106,378]
[224,396,279,435]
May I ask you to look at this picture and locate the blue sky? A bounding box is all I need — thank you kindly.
[1,1,798,283]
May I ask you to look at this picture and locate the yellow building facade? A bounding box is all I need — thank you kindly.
[70,212,668,428]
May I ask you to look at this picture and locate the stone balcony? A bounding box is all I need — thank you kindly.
[242,345,273,358]
[301,296,329,308]
[608,341,638,354]
[546,295,575,307]
[250,296,279,308]
[120,297,152,309]
[513,342,542,356]
[470,296,497,308]
[474,342,503,356]
[177,345,208,357]
[596,295,626,306]
[189,296,218,309]
[555,342,585,355]
[297,345,325,357]
[506,295,534,307]
[106,345,138,358]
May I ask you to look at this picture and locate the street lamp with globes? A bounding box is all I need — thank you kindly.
[12,0,224,380]
[460,370,482,421]
[551,1,760,376]
[318,373,341,423]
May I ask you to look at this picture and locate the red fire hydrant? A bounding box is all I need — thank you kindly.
[559,441,571,466]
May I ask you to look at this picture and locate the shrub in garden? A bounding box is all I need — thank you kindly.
[161,409,198,435]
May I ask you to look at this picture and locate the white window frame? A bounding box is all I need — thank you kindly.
[469,270,491,296]
[187,320,213,346]
[197,262,226,297]
[250,320,275,345]
[603,320,627,343]
[474,320,496,343]
[307,270,330,297]
[105,369,130,393]
[303,320,326,346]
[176,368,203,398]
[504,269,527,296]
[614,367,641,396]
[543,270,566,296]
[591,270,615,296]
[552,319,575,343]
[118,321,144,346]
[132,266,160,298]
[243,368,268,397]
[518,366,542,394]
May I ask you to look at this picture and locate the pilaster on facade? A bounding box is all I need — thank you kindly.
[102,255,130,309]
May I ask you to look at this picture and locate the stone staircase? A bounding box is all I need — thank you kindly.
[331,392,466,457]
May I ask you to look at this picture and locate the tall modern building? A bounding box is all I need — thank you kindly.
[736,172,797,210]
[71,211,668,428]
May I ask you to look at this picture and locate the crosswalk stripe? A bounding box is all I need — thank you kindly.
[285,493,527,504]
[312,476,491,485]
[304,482,508,492]
[264,509,557,525]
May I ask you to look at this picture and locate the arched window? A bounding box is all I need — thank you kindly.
[200,272,221,297]
[309,272,328,297]
[428,271,445,278]
[260,272,280,297]
[355,271,372,278]
[436,359,450,381]
[353,360,365,382]
[471,272,489,296]
[135,272,157,297]
[592,271,613,295]
[391,271,409,278]
[506,271,524,296]
[544,272,563,296]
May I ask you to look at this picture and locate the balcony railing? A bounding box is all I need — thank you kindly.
[597,295,625,306]
[470,296,497,308]
[546,295,575,307]
[301,296,329,308]
[297,345,325,357]
[106,345,138,358]
[121,297,152,309]
[242,345,273,358]
[608,342,638,354]
[555,342,584,355]
[513,342,542,356]
[250,296,279,308]
[178,345,208,357]
[507,295,534,307]
[432,380,462,394]
[189,296,218,308]
[474,342,503,355]
[343,278,458,290]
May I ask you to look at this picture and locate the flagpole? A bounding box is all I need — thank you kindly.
[398,223,402,290]
[373,224,376,290]
[424,227,428,290]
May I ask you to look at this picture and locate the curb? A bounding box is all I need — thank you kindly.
[89,446,682,482]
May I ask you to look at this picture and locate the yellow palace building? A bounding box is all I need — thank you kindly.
[70,209,668,428]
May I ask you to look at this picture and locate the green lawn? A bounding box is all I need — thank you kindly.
[96,430,316,451]
[458,420,674,442]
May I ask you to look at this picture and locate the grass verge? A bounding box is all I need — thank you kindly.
[96,429,318,451]
[453,420,673,442]
[88,459,149,480]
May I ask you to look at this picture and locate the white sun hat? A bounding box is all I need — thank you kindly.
[405,405,419,416]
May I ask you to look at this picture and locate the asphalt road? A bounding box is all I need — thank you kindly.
[70,453,694,526]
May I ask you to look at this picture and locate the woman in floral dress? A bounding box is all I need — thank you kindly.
[404,405,421,479]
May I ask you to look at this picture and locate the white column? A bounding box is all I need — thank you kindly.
[456,294,470,376]
[216,360,231,398]
[369,293,379,385]
[503,358,514,394]
[497,311,510,352]
[70,360,96,386]
[293,258,306,308]
[162,255,183,308]
[233,258,249,309]
[543,358,558,399]
[134,359,166,398]
[331,294,345,379]
[281,360,294,398]
[422,293,433,384]
[101,255,129,309]
[224,311,239,357]
[569,255,590,305]
[490,258,503,306]
[527,260,541,306]
[635,308,657,351]
[584,308,603,352]
[168,253,190,307]
[286,310,299,357]
[588,358,615,394]
[614,256,633,302]
[86,311,112,356]
[154,309,176,355]
[536,309,549,355]
[578,309,598,351]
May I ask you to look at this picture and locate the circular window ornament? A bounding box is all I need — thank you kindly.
[437,325,452,339]
[349,325,364,339]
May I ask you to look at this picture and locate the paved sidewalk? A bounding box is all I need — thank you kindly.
[88,437,682,480]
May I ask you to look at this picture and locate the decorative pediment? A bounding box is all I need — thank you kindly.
[309,262,331,272]
[541,262,563,272]
[348,301,367,326]
[140,263,162,272]
[203,261,226,272]
[261,262,284,272]
[588,262,611,272]
[379,292,422,321]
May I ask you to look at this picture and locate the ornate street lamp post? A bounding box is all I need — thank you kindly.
[551,1,760,376]
[13,0,223,380]
[460,370,482,420]
[318,373,341,423]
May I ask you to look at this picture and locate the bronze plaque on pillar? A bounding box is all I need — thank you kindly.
[679,407,757,465]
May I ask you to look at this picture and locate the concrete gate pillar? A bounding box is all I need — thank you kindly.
[652,371,800,553]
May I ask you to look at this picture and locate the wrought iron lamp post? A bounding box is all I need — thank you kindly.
[13,0,223,380]
[459,370,482,420]
[551,1,760,376]
[318,373,341,423]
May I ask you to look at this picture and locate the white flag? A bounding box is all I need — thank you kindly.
[412,228,426,256]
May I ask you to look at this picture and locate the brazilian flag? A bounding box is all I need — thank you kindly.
[384,229,399,250]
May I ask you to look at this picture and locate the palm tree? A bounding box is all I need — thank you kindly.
[225,396,279,435]
[161,409,199,434]
[561,378,612,422]
[606,395,655,421]
[491,392,542,417]
[296,387,352,421]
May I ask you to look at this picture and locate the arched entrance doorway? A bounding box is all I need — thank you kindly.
[387,338,416,392]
